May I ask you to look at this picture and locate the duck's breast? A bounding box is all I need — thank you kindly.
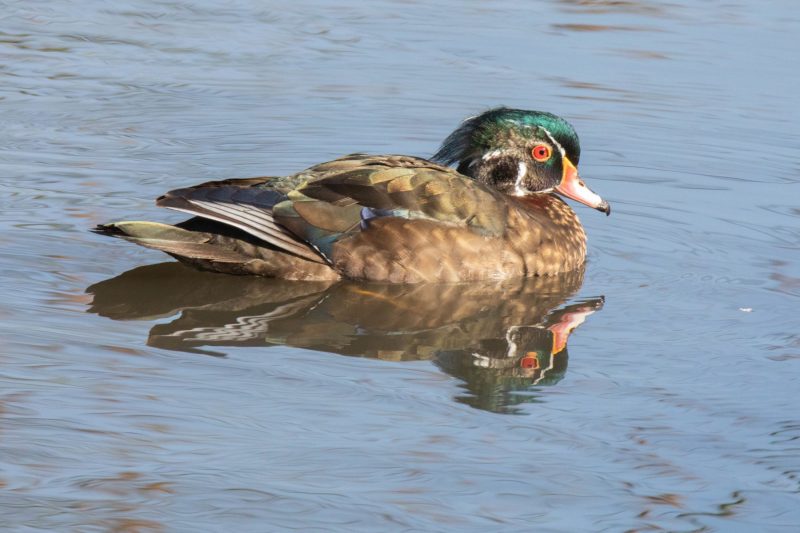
[329,195,586,282]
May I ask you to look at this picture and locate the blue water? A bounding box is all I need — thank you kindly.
[1,1,798,530]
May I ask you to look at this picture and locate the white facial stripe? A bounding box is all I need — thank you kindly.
[513,161,528,196]
[481,148,510,161]
[541,127,566,157]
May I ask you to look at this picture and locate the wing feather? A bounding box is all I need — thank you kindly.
[300,157,508,236]
[152,154,508,268]
[157,180,326,264]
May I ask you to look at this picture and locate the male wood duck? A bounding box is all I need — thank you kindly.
[95,107,610,283]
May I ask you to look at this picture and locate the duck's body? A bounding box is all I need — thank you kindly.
[96,108,609,283]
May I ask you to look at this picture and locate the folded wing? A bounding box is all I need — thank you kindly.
[156,177,328,264]
[156,154,509,267]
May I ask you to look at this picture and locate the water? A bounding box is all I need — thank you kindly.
[1,0,799,530]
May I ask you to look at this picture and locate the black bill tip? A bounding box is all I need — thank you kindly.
[596,201,611,216]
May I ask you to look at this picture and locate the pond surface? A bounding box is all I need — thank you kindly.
[1,0,799,531]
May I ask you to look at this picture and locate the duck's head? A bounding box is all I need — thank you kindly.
[432,107,610,215]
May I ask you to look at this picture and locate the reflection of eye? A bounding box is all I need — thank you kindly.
[531,144,552,162]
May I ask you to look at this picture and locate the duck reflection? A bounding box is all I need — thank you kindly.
[87,263,603,413]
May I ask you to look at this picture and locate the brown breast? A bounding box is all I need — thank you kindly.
[506,193,587,277]
[330,193,586,283]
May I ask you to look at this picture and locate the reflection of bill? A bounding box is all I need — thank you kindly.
[87,263,603,413]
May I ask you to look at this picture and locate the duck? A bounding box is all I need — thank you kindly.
[94,107,610,283]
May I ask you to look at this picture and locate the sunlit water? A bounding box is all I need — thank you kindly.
[1,1,799,531]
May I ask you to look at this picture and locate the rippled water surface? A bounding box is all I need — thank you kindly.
[2,1,799,531]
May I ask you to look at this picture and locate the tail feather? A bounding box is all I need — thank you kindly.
[94,221,252,263]
[94,221,205,242]
[93,221,340,280]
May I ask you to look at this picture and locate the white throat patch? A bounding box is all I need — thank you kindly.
[513,161,528,196]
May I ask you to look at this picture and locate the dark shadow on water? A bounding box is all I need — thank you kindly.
[87,263,604,414]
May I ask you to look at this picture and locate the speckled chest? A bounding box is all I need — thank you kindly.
[329,193,587,283]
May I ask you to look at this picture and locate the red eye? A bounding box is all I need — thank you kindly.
[532,144,552,162]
